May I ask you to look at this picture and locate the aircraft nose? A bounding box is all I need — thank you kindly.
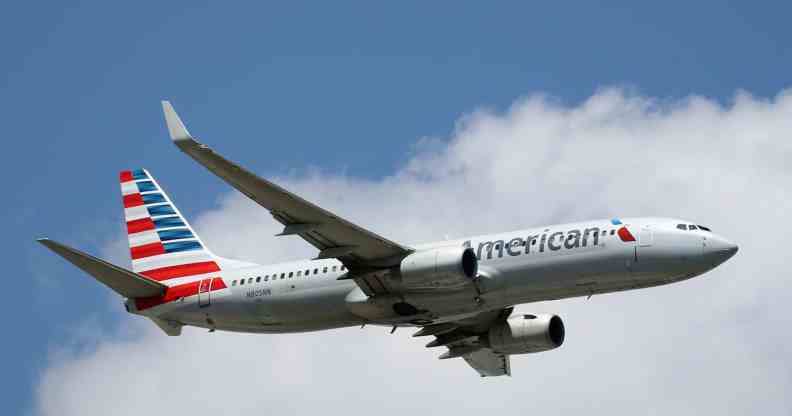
[704,235,739,261]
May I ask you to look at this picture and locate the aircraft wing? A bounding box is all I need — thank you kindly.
[161,101,412,270]
[415,308,513,377]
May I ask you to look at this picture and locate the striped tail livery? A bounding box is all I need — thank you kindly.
[120,168,222,286]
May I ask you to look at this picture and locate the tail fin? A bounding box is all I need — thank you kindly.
[120,169,221,285]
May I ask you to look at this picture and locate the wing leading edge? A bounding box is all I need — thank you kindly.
[161,101,412,272]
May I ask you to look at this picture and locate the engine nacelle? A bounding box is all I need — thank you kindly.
[398,246,478,290]
[487,314,565,354]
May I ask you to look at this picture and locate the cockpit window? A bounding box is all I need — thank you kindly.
[697,225,711,232]
[688,225,698,230]
[676,224,686,230]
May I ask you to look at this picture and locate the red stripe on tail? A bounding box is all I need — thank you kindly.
[126,218,156,234]
[130,242,166,259]
[213,277,227,290]
[123,193,144,208]
[135,280,200,310]
[135,277,226,310]
[120,170,134,183]
[140,261,221,281]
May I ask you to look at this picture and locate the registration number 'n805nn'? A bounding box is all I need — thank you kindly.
[246,288,271,298]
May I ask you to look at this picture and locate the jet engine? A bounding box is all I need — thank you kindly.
[486,314,565,354]
[398,246,478,290]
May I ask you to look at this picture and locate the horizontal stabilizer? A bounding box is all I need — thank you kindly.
[37,238,167,298]
[149,317,183,336]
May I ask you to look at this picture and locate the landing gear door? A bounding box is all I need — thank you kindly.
[198,278,212,307]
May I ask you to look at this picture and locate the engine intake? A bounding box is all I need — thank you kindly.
[398,246,478,290]
[487,314,565,354]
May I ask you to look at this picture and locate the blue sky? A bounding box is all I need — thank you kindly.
[4,2,791,414]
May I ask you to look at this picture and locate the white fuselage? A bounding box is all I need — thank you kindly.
[130,217,737,333]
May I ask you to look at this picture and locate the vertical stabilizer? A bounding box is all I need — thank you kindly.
[119,169,222,286]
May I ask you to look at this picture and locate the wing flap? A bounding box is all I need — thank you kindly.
[462,349,511,377]
[38,238,167,298]
[420,308,515,377]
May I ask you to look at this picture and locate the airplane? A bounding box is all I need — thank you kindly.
[37,101,739,377]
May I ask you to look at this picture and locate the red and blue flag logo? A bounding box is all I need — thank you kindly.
[612,218,636,242]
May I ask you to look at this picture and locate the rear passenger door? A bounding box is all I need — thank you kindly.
[198,278,212,307]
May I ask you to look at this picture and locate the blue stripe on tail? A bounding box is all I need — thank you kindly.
[163,240,202,253]
[153,216,186,229]
[148,204,176,217]
[158,228,194,241]
[136,181,157,192]
[132,169,148,180]
[142,193,166,205]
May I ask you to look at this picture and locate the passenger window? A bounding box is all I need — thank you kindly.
[264,275,269,281]
[240,279,245,285]
[248,278,253,284]
[677,224,686,230]
[688,225,698,230]
[323,267,328,273]
[288,272,293,278]
[256,276,261,283]
[610,230,615,235]
[305,269,310,275]
[314,268,319,274]
[232,280,237,286]
[280,273,285,279]
[332,266,337,272]
[340,266,345,271]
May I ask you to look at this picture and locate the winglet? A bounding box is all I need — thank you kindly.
[161,101,193,141]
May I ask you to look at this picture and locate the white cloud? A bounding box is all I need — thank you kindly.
[36,88,792,415]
